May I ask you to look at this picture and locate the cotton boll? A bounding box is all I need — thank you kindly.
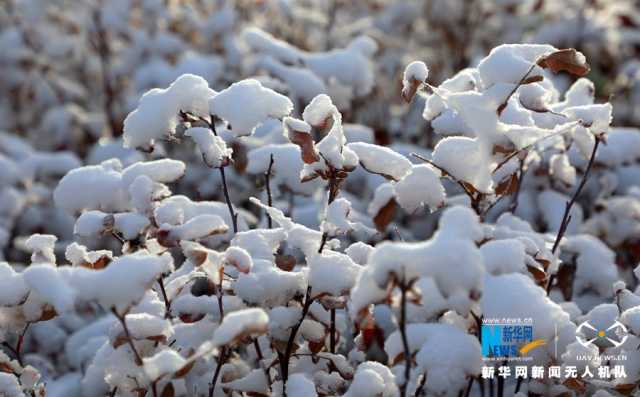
[234,267,306,308]
[25,233,57,264]
[302,94,339,128]
[121,159,185,188]
[0,263,29,306]
[0,372,23,397]
[286,374,317,397]
[209,79,293,137]
[345,361,397,397]
[321,198,353,235]
[477,44,555,88]
[480,239,526,275]
[432,136,493,193]
[143,349,185,381]
[621,306,640,335]
[185,127,232,168]
[213,308,268,346]
[308,250,361,298]
[564,103,612,136]
[54,162,127,214]
[348,142,411,181]
[402,61,429,102]
[123,74,215,149]
[71,252,173,312]
[394,164,445,212]
[23,265,75,314]
[223,368,270,395]
[345,242,373,266]
[414,324,482,395]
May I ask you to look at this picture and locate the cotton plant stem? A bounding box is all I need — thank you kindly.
[546,138,601,294]
[15,322,30,367]
[329,308,337,354]
[253,338,272,391]
[280,287,314,396]
[265,154,275,229]
[208,347,228,397]
[157,276,171,318]
[111,309,143,366]
[200,116,239,234]
[399,281,411,397]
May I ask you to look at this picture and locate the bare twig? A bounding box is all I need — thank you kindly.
[15,322,30,367]
[399,280,411,397]
[496,63,536,115]
[111,309,143,366]
[253,339,272,391]
[329,308,337,354]
[492,121,580,174]
[208,348,228,397]
[280,287,314,396]
[546,137,601,294]
[508,159,526,213]
[411,152,481,213]
[157,276,171,318]
[265,154,275,229]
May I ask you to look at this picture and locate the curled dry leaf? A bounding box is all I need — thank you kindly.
[373,198,397,232]
[160,383,175,397]
[290,131,319,164]
[402,79,422,103]
[495,173,519,196]
[537,49,591,76]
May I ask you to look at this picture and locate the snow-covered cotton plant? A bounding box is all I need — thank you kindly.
[1,2,640,397]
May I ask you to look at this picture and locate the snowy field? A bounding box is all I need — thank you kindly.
[1,1,640,396]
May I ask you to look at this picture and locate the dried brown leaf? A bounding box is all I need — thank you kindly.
[160,382,175,397]
[538,49,590,76]
[288,129,319,164]
[495,173,518,196]
[373,198,397,232]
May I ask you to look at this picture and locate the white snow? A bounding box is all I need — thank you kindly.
[123,74,216,149]
[348,142,411,181]
[308,251,361,298]
[394,164,445,212]
[209,79,293,136]
[213,308,269,346]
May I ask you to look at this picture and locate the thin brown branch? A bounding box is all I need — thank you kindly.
[546,137,601,294]
[157,276,171,319]
[496,63,536,115]
[280,287,314,396]
[15,322,30,367]
[265,153,275,229]
[399,281,411,397]
[208,347,228,397]
[329,308,336,354]
[253,339,272,391]
[200,118,239,234]
[111,309,143,366]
